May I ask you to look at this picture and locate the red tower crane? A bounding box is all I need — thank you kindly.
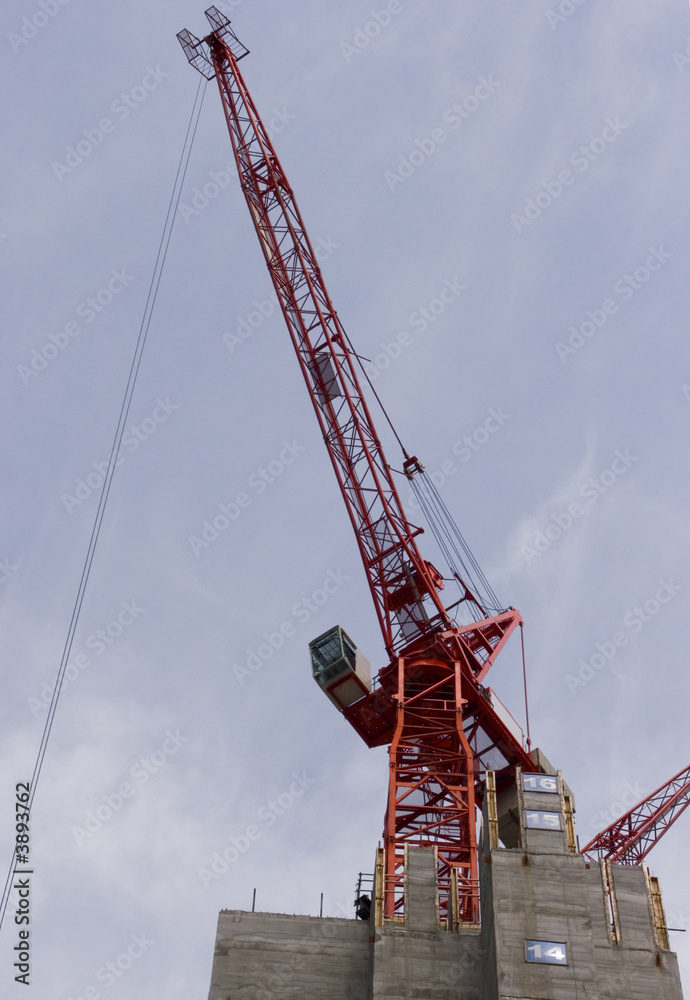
[177,8,687,920]
[178,9,535,922]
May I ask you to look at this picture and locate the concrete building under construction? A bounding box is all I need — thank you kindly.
[207,762,684,999]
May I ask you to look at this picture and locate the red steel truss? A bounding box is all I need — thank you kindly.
[178,8,533,921]
[383,656,479,920]
[180,8,450,660]
[583,764,690,865]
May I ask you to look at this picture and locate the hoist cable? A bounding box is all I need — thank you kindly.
[345,332,409,459]
[520,622,532,751]
[420,474,500,609]
[410,476,488,614]
[410,471,501,616]
[342,345,502,619]
[345,334,501,615]
[0,74,208,934]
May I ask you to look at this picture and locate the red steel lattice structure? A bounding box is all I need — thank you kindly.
[176,9,690,920]
[582,764,690,866]
[178,8,536,922]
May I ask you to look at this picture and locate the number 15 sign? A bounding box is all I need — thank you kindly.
[523,810,564,830]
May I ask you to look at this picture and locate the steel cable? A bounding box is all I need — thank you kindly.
[0,74,208,933]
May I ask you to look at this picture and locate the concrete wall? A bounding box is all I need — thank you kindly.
[590,865,685,1000]
[480,848,685,1000]
[481,849,602,999]
[370,848,484,1000]
[480,770,685,1000]
[206,769,685,999]
[208,909,370,1000]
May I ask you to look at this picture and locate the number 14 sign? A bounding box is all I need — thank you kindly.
[525,939,568,965]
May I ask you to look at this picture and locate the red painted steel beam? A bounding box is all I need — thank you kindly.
[582,764,690,865]
[180,11,454,661]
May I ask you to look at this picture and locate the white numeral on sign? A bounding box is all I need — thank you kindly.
[525,939,567,965]
[522,773,560,793]
[523,810,564,830]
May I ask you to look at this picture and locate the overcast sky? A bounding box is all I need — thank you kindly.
[2,0,690,996]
